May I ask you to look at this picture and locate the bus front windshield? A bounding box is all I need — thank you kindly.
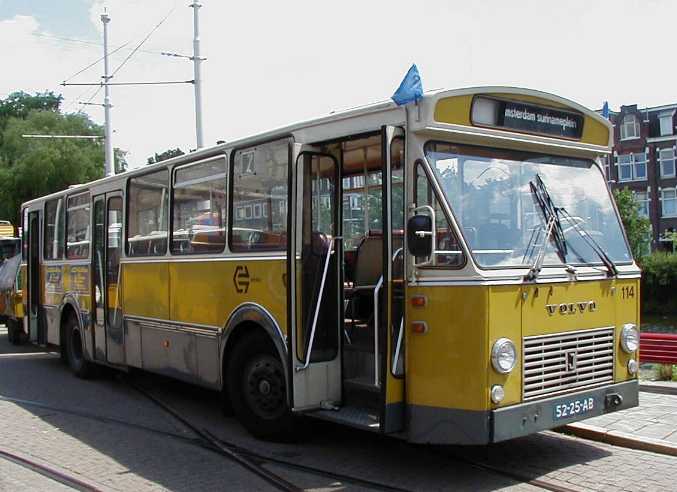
[424,142,632,269]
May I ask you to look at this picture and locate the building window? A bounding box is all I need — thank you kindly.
[634,191,650,217]
[659,112,674,136]
[617,153,646,182]
[659,148,676,178]
[661,188,677,217]
[633,152,647,180]
[620,114,640,140]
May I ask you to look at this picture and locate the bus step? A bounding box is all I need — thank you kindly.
[343,377,381,411]
[309,405,380,432]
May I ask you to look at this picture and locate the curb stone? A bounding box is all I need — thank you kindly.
[563,421,677,457]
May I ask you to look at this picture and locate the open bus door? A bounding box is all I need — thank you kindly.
[380,126,406,432]
[287,143,343,411]
[26,209,44,344]
[92,193,124,365]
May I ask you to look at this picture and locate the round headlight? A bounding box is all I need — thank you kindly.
[491,338,517,374]
[621,324,639,353]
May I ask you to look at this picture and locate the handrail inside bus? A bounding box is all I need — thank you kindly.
[296,236,339,373]
[373,275,383,387]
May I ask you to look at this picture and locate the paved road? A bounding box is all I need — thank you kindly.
[1,326,676,491]
[582,390,677,444]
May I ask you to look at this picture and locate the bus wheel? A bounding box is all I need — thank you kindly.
[7,320,17,344]
[227,334,293,440]
[65,315,95,379]
[7,319,24,345]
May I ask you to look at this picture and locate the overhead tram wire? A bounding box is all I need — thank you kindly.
[62,41,132,85]
[62,7,178,114]
[31,32,172,57]
[110,6,177,78]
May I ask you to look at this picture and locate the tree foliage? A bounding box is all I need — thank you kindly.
[147,147,184,165]
[613,188,652,260]
[0,92,105,223]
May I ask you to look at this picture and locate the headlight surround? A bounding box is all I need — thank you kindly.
[620,323,639,353]
[491,338,517,374]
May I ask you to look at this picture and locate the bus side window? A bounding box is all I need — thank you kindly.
[171,158,227,255]
[44,197,64,260]
[127,169,169,257]
[66,193,91,260]
[230,140,289,252]
[414,163,464,267]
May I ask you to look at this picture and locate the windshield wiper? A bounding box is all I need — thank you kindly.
[525,174,570,281]
[558,208,618,277]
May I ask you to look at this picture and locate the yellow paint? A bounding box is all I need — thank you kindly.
[122,262,169,319]
[168,259,287,331]
[406,285,489,410]
[614,279,640,382]
[406,278,637,412]
[434,93,610,147]
[487,285,522,407]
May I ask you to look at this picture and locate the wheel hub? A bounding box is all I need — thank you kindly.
[243,355,285,420]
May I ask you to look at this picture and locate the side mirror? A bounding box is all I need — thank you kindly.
[407,215,433,258]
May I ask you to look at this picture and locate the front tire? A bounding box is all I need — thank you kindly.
[227,334,293,440]
[65,315,95,379]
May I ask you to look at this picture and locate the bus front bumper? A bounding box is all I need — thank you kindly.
[492,380,639,443]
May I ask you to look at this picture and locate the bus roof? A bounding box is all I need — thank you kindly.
[22,86,611,208]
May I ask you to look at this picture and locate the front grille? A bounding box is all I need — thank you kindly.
[523,327,614,400]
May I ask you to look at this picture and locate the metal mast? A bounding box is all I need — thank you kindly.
[101,11,114,176]
[191,2,204,149]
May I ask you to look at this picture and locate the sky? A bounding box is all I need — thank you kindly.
[0,0,675,168]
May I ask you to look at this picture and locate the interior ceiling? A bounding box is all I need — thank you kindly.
[341,135,382,175]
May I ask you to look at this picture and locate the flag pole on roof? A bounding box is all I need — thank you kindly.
[392,64,423,106]
[602,101,610,119]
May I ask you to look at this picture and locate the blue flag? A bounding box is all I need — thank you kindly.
[602,101,609,119]
[392,64,423,106]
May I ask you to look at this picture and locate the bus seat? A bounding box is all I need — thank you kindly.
[353,233,383,288]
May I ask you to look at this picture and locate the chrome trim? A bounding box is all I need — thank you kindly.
[119,255,286,264]
[124,315,219,337]
[522,327,615,400]
[297,238,336,372]
[373,275,383,386]
[221,302,287,390]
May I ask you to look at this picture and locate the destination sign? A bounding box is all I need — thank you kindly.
[472,97,584,139]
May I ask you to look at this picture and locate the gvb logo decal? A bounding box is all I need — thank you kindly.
[234,265,250,294]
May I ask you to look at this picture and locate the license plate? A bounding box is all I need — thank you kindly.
[553,396,596,420]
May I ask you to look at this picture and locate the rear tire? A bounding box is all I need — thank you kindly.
[65,315,96,379]
[7,319,24,345]
[227,334,293,440]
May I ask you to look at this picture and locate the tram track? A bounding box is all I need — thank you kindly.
[0,386,591,491]
[0,447,104,492]
[0,389,407,491]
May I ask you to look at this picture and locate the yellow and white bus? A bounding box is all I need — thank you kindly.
[19,87,639,443]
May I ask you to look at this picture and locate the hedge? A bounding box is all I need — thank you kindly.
[640,252,677,314]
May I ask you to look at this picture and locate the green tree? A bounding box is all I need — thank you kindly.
[613,188,652,259]
[0,93,105,223]
[147,147,184,165]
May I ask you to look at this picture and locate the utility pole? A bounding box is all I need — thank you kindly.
[191,2,204,149]
[101,11,114,176]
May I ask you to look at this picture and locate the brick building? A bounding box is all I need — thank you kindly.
[604,103,677,251]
